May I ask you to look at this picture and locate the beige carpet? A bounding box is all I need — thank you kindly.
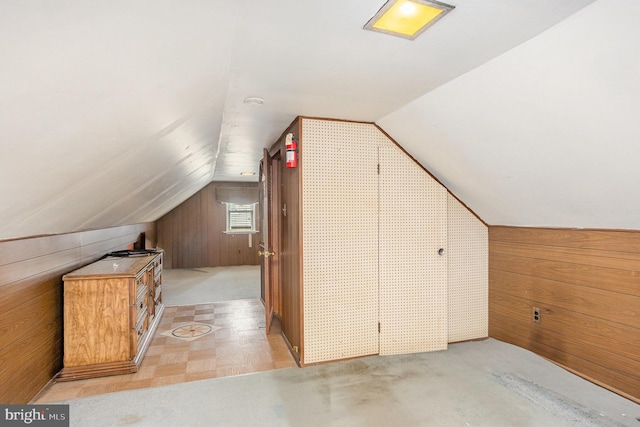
[61,338,640,426]
[162,265,260,306]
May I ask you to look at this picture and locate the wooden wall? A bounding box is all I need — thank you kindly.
[0,223,155,404]
[489,226,640,402]
[156,182,261,269]
[270,119,302,359]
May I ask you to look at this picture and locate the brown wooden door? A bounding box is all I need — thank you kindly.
[269,154,282,318]
[259,149,274,334]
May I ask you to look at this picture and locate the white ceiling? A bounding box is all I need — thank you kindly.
[379,0,640,229]
[4,0,635,240]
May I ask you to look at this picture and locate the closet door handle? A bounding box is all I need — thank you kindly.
[438,248,445,256]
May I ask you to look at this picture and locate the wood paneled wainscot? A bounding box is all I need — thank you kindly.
[489,226,640,403]
[59,251,164,381]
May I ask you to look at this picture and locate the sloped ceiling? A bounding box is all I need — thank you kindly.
[1,1,237,239]
[2,0,623,240]
[379,0,640,229]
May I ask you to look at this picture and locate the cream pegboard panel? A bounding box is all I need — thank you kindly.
[301,119,380,364]
[378,138,448,356]
[447,194,488,342]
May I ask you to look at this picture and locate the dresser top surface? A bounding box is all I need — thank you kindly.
[63,254,158,280]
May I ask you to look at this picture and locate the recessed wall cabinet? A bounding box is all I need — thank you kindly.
[58,251,164,381]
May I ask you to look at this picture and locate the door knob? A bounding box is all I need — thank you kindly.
[259,250,275,258]
[438,248,445,256]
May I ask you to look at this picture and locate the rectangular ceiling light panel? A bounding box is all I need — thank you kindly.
[364,0,454,40]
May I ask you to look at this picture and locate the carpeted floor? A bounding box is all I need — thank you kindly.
[61,338,640,426]
[162,265,260,306]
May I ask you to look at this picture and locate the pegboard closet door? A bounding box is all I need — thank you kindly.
[301,119,380,364]
[379,140,448,355]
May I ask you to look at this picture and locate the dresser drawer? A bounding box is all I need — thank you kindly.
[135,284,147,306]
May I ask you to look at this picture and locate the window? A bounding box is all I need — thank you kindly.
[225,203,256,233]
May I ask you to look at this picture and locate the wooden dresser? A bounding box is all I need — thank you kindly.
[58,251,164,381]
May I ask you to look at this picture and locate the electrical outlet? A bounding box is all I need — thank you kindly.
[533,307,541,324]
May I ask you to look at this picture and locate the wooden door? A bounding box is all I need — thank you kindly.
[259,149,274,334]
[378,141,448,355]
[269,155,281,317]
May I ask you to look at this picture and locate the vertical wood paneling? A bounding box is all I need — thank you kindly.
[271,155,282,316]
[0,223,155,404]
[270,119,302,360]
[206,189,215,267]
[156,182,261,268]
[179,203,188,267]
[196,192,204,267]
[489,226,640,402]
[172,208,179,268]
[188,194,198,266]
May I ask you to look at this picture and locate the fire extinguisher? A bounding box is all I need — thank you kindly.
[285,133,298,168]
